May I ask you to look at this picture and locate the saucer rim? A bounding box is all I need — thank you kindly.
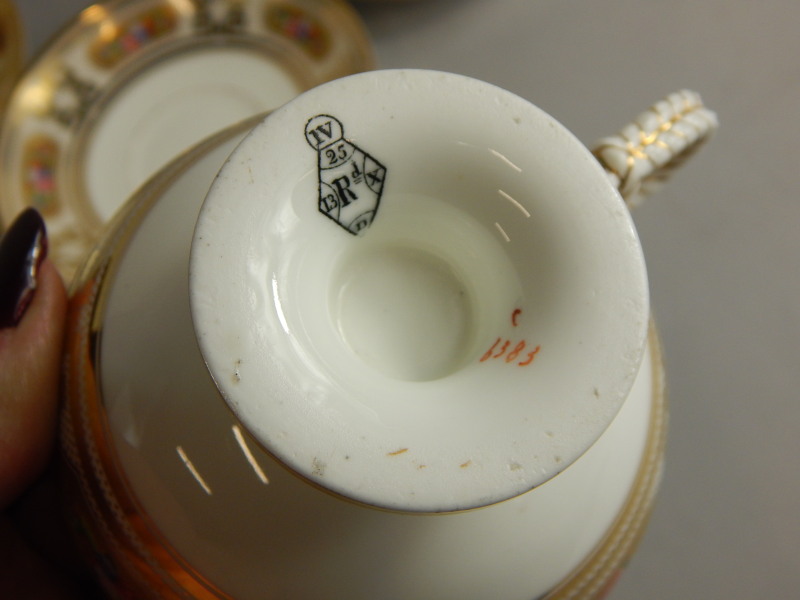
[0,0,375,280]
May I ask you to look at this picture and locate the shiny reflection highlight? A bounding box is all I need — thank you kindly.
[494,222,511,243]
[272,276,290,334]
[489,148,522,173]
[232,425,270,485]
[176,446,213,495]
[498,189,530,218]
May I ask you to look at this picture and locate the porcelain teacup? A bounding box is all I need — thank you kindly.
[60,69,716,599]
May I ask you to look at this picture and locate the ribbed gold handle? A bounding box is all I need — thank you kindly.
[593,90,718,206]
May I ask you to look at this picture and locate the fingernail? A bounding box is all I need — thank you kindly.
[0,208,48,328]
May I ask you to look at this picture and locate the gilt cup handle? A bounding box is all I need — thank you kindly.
[593,90,718,206]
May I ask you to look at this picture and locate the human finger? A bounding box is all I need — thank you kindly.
[0,209,67,509]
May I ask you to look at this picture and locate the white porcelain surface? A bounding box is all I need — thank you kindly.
[96,121,653,596]
[190,70,650,512]
[86,46,298,222]
[28,2,798,599]
[1,0,375,280]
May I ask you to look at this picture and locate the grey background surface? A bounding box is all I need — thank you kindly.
[14,1,800,598]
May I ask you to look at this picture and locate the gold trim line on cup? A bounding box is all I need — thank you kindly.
[57,108,669,597]
[59,117,264,599]
[63,149,668,598]
[543,322,667,600]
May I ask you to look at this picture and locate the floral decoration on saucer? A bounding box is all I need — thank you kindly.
[0,0,374,280]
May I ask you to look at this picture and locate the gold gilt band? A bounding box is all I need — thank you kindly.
[544,322,667,600]
[61,260,666,600]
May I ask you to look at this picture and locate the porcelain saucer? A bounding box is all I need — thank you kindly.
[0,0,374,279]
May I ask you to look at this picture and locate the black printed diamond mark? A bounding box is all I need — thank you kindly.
[305,114,386,234]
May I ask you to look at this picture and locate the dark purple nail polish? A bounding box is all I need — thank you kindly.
[0,208,48,328]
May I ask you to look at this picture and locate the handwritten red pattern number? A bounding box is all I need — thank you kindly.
[480,309,541,367]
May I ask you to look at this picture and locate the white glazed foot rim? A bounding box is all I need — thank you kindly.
[190,69,650,512]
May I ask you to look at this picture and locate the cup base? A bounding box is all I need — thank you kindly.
[333,244,473,381]
[191,69,649,512]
